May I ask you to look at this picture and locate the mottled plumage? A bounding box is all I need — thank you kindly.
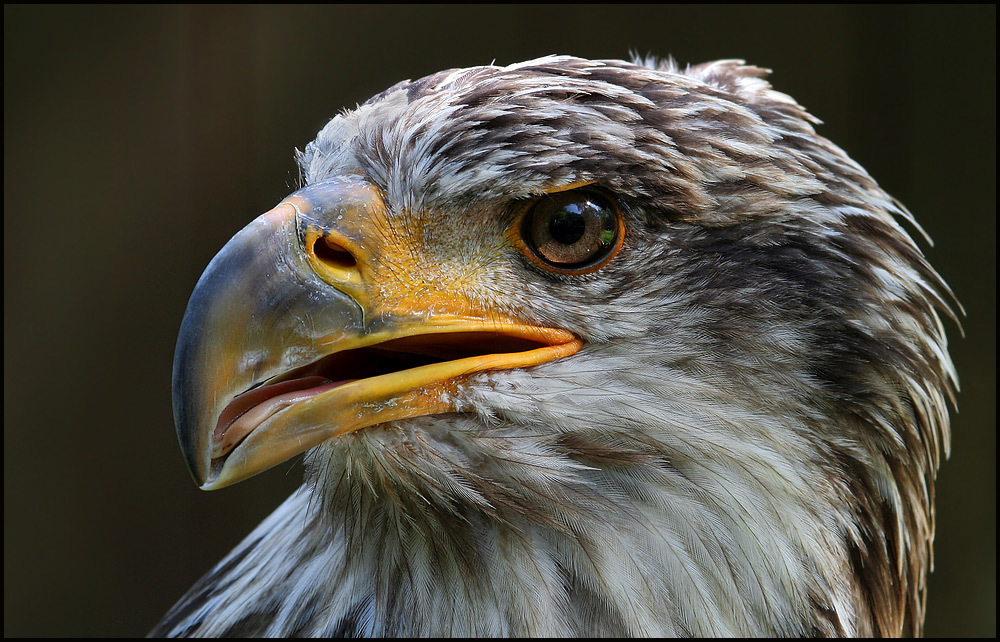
[153,55,956,637]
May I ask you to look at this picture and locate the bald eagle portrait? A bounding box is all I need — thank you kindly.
[152,55,956,637]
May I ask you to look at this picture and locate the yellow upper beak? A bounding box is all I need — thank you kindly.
[172,175,581,490]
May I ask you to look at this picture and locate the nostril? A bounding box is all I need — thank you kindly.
[314,237,358,269]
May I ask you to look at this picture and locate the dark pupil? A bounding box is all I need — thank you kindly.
[548,205,586,245]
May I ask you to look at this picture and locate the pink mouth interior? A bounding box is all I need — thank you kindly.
[213,377,350,456]
[211,332,551,459]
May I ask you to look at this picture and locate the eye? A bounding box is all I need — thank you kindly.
[520,191,623,273]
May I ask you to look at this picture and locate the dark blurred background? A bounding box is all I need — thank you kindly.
[4,5,994,636]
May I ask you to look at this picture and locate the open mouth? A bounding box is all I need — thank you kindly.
[211,330,575,460]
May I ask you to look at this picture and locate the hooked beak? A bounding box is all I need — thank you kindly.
[173,175,582,490]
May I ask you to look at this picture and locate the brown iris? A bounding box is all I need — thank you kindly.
[521,190,622,272]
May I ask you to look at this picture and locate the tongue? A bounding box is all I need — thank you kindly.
[212,376,352,457]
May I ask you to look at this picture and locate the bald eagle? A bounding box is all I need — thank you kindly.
[152,56,956,637]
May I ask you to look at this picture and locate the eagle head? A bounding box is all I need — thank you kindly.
[155,55,956,637]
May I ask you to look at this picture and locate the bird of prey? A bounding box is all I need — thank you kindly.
[152,55,956,637]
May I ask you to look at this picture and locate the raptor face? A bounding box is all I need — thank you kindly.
[159,56,955,637]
